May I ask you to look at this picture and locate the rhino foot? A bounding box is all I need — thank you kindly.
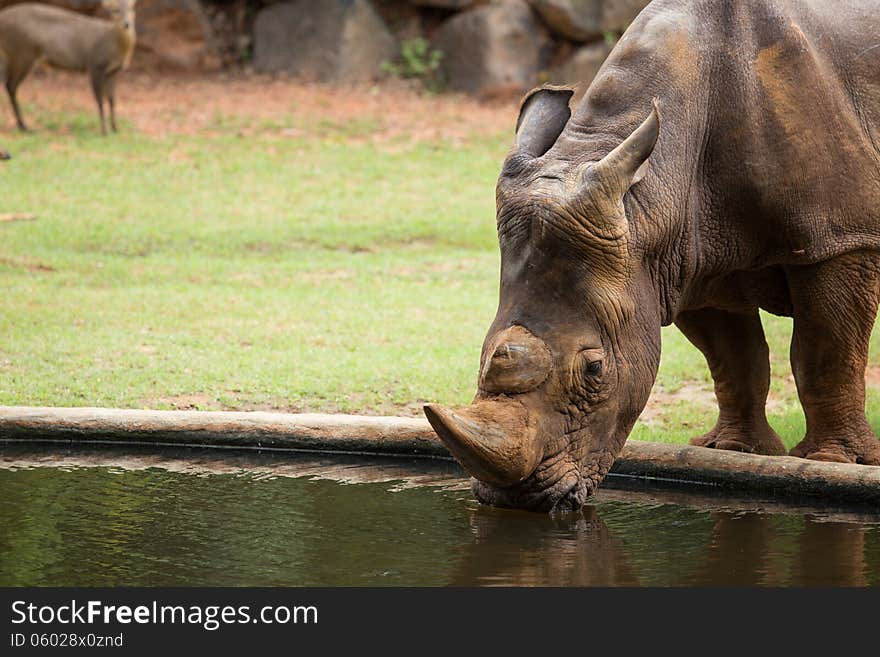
[689,423,787,456]
[789,433,880,466]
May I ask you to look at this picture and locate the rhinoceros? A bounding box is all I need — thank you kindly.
[424,0,880,512]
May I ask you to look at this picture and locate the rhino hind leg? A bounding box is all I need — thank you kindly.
[786,252,880,465]
[675,307,787,456]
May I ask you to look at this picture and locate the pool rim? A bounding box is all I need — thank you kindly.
[1,405,879,506]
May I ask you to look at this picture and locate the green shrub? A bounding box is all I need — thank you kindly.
[603,30,621,47]
[382,38,444,92]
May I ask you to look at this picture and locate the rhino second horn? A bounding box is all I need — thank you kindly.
[594,101,660,193]
[423,401,541,487]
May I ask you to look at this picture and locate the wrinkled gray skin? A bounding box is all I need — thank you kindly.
[425,0,880,512]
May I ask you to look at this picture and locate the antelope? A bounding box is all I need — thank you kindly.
[0,0,136,134]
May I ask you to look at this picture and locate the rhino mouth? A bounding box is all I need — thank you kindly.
[425,401,614,513]
[470,455,592,513]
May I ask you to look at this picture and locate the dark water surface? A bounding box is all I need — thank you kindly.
[2,446,880,586]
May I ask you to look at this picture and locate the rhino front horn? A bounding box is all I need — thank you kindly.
[423,401,541,487]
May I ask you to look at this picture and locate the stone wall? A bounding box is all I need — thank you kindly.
[246,0,653,93]
[1,0,652,92]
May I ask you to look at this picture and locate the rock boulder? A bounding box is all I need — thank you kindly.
[136,0,217,71]
[252,0,398,82]
[408,0,474,8]
[432,0,553,94]
[528,0,650,42]
[545,40,611,98]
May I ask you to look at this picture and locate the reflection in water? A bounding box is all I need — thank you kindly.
[696,513,784,587]
[451,506,639,586]
[691,513,870,587]
[0,447,878,586]
[793,518,867,587]
[452,507,879,587]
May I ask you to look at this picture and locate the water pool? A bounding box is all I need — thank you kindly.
[2,446,879,586]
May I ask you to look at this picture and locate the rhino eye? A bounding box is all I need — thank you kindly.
[585,360,602,377]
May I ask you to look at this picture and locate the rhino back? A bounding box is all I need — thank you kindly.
[558,0,880,271]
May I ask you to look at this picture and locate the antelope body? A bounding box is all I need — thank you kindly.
[0,1,136,134]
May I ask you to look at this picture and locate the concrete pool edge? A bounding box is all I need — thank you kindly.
[2,405,879,504]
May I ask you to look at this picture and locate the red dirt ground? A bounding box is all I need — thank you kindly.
[9,68,519,143]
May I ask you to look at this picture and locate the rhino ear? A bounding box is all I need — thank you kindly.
[594,100,660,195]
[514,86,574,158]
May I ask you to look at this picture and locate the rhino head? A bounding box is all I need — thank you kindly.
[425,87,663,512]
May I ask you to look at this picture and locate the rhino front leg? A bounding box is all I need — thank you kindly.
[786,252,880,465]
[675,307,787,455]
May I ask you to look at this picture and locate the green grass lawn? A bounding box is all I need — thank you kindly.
[3,104,880,449]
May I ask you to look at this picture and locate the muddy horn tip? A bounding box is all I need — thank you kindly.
[423,403,449,431]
